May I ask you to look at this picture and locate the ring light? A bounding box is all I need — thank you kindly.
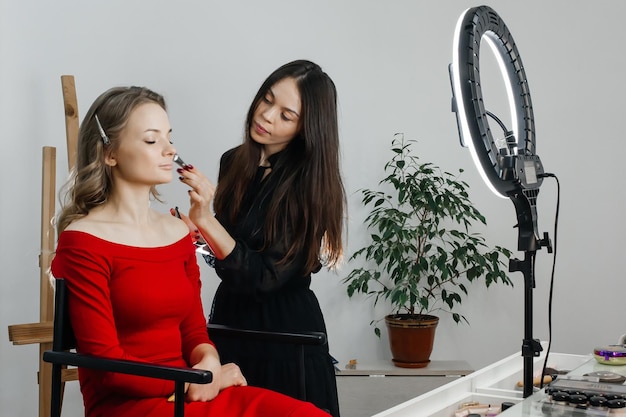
[449,5,544,199]
[449,5,553,399]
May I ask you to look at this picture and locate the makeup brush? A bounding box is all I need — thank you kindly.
[173,154,189,168]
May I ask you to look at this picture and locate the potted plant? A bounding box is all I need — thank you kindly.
[344,133,513,368]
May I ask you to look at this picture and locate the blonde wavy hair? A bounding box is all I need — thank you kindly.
[56,86,166,234]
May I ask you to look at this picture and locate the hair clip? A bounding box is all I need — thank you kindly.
[94,114,111,145]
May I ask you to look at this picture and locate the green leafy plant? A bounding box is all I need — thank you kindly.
[344,134,513,336]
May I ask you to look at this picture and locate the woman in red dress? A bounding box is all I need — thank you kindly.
[51,86,330,417]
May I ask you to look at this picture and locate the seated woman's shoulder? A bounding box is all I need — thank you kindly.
[63,215,101,234]
[161,211,188,233]
[158,211,191,242]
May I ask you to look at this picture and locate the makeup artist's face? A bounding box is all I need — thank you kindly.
[251,77,302,156]
[106,102,175,186]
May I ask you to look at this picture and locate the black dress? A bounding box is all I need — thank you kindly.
[209,147,341,417]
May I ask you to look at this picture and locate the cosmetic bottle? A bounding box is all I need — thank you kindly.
[568,394,587,417]
[501,402,515,411]
[588,395,608,415]
[606,395,626,401]
[485,405,500,417]
[607,398,626,416]
[545,391,570,417]
[551,391,570,406]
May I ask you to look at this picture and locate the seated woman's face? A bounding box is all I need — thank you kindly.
[106,102,175,186]
[251,77,302,155]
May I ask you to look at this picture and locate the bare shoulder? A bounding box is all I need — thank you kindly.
[151,211,192,247]
[63,215,104,234]
[158,210,189,236]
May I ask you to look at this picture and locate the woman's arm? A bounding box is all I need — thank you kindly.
[175,203,308,295]
[191,207,236,260]
[215,238,310,294]
[177,164,236,260]
[185,343,221,401]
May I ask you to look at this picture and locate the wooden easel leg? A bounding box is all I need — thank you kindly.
[39,345,53,417]
[39,146,56,417]
[9,75,79,417]
[61,75,78,171]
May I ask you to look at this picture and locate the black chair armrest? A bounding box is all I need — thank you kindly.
[207,324,326,346]
[43,350,212,384]
[206,324,327,401]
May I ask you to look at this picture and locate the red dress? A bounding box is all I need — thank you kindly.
[51,231,329,417]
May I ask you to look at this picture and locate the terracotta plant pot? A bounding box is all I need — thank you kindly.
[385,314,439,368]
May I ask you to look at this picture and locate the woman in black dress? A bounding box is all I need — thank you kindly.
[177,60,345,416]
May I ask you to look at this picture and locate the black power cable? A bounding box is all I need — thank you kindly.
[537,172,560,389]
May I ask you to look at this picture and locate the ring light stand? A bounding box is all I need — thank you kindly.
[449,5,552,398]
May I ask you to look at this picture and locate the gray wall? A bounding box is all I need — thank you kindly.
[2,1,624,415]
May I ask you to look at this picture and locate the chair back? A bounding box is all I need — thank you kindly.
[49,278,72,417]
[52,279,75,352]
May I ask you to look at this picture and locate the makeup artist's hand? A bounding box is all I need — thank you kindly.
[176,166,216,229]
[176,165,236,260]
[169,208,204,244]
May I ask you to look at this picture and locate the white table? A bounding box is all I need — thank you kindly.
[336,360,473,417]
[372,345,593,417]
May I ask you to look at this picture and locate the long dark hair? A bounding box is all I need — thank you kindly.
[214,60,345,273]
[57,86,166,234]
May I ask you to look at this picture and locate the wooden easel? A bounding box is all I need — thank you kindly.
[7,75,79,417]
